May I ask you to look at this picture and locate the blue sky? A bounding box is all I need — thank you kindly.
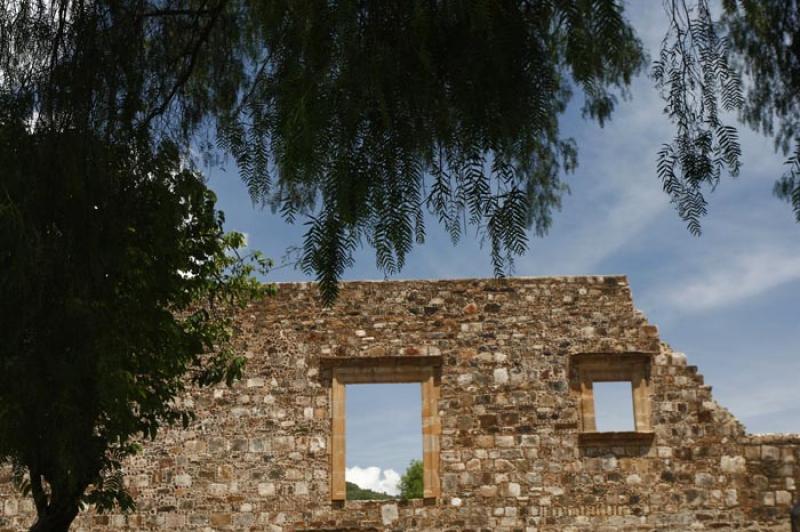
[344,383,422,495]
[206,2,800,494]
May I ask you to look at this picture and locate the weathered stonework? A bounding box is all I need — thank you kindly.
[1,276,798,531]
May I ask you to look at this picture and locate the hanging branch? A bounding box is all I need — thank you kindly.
[654,0,744,235]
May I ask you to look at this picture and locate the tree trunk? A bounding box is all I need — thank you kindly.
[29,500,79,532]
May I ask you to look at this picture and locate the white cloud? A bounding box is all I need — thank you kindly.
[535,181,667,275]
[662,248,800,312]
[345,466,401,496]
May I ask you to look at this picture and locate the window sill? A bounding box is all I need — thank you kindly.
[333,498,432,508]
[578,431,655,446]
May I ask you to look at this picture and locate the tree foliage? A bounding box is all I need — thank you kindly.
[724,0,800,221]
[654,0,744,235]
[399,459,424,500]
[0,2,273,529]
[1,0,646,304]
[219,0,645,301]
[0,114,271,530]
[656,0,800,229]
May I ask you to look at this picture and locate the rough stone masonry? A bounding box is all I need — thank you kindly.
[1,276,799,531]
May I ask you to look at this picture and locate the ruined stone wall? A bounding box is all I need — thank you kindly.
[1,276,798,531]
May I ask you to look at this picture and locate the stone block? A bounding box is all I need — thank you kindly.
[381,503,399,525]
[776,490,792,505]
[210,513,231,527]
[496,435,515,448]
[258,483,275,496]
[493,368,509,385]
[720,455,746,474]
[247,377,265,388]
[480,485,498,497]
[762,446,781,461]
[208,483,228,496]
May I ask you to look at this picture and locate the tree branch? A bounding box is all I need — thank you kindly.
[139,0,228,129]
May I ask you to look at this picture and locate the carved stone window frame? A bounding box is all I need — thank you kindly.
[321,356,442,501]
[571,353,654,446]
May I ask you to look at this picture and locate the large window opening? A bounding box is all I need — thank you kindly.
[326,358,441,502]
[345,383,422,500]
[592,381,636,432]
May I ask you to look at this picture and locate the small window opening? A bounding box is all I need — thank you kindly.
[593,381,636,432]
[571,353,653,446]
[345,383,422,500]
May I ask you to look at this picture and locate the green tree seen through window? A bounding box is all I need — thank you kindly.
[399,459,424,500]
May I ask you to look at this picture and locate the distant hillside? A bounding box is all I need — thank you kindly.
[346,481,396,500]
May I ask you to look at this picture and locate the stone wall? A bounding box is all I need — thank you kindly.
[1,276,798,531]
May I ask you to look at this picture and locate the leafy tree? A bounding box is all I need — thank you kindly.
[724,0,800,221]
[3,2,797,297]
[656,0,800,230]
[0,2,267,530]
[0,112,270,531]
[399,459,424,500]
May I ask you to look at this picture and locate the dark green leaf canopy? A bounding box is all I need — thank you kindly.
[2,0,646,303]
[221,0,645,301]
[0,115,268,528]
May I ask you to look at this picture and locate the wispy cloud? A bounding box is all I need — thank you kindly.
[345,466,401,496]
[718,359,800,434]
[530,179,667,275]
[661,248,800,312]
[512,6,675,275]
[727,386,800,426]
